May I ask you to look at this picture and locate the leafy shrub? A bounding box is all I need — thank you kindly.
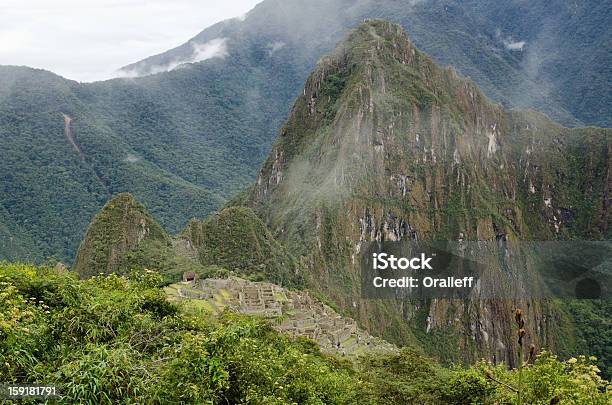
[0,263,355,404]
[443,354,611,404]
[355,347,451,404]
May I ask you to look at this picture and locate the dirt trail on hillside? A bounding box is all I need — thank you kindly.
[62,113,84,160]
[62,113,111,198]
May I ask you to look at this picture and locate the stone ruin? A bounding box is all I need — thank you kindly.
[167,277,397,357]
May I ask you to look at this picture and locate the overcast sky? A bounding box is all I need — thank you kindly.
[0,0,263,82]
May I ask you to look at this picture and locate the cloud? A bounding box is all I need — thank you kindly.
[118,37,228,77]
[267,41,285,55]
[0,0,262,82]
[124,154,140,163]
[495,28,526,51]
[504,40,526,51]
[191,38,228,63]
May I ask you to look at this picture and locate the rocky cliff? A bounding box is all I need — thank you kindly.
[249,20,610,366]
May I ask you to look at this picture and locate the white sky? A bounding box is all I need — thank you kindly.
[0,0,263,82]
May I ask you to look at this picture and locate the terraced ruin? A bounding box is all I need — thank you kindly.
[165,277,397,357]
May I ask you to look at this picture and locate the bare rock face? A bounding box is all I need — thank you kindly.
[248,21,611,365]
[73,193,171,279]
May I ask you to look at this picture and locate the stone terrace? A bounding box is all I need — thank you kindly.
[165,277,397,357]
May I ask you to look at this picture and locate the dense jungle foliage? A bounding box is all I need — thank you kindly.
[1,263,609,404]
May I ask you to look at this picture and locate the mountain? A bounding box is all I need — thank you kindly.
[182,206,304,287]
[65,20,609,373]
[73,193,173,278]
[123,0,611,128]
[0,61,257,263]
[72,193,303,287]
[1,0,609,265]
[245,20,610,368]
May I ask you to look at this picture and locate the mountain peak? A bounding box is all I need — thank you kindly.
[347,19,412,49]
[248,19,610,363]
[73,193,171,279]
[252,17,493,206]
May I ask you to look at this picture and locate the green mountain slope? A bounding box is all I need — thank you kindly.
[182,207,304,287]
[0,207,38,261]
[0,66,233,263]
[458,0,612,127]
[246,20,610,368]
[1,0,609,264]
[73,193,173,278]
[72,193,302,286]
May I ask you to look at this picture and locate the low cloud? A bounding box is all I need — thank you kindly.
[495,28,526,51]
[504,40,526,51]
[124,154,139,163]
[190,38,228,64]
[267,41,285,55]
[118,37,228,77]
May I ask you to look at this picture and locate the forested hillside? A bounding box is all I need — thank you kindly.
[0,64,258,262]
[1,0,610,264]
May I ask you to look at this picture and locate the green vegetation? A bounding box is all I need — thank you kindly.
[71,193,212,284]
[1,262,609,404]
[69,193,303,288]
[194,207,304,288]
[0,263,355,403]
[356,348,450,404]
[0,55,284,264]
[566,300,612,381]
[447,354,611,404]
[72,193,172,279]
